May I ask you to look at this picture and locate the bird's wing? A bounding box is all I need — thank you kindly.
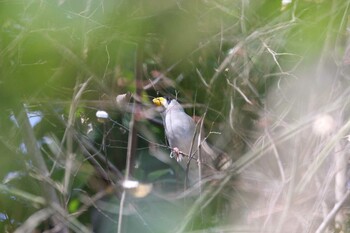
[164,108,196,153]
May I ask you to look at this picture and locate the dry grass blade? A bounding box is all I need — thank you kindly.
[296,119,350,193]
[17,105,69,233]
[14,208,54,233]
[118,42,144,233]
[0,184,46,206]
[316,191,350,233]
[63,77,92,197]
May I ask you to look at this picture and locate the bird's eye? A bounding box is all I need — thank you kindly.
[165,96,172,104]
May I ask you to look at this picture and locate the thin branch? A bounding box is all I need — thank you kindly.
[118,41,143,233]
[14,208,54,233]
[274,138,298,233]
[16,106,69,233]
[77,134,123,181]
[196,68,209,88]
[227,78,253,105]
[297,119,350,192]
[316,190,350,233]
[334,137,348,228]
[0,184,46,206]
[210,41,244,87]
[265,129,286,183]
[63,77,92,198]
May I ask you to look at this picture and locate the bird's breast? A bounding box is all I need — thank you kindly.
[164,110,196,153]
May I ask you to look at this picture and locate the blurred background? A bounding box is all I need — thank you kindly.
[1,0,350,232]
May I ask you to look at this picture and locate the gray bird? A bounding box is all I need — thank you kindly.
[153,97,231,186]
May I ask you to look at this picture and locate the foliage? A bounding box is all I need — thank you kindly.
[1,0,350,232]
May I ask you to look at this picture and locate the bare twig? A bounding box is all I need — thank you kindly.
[118,41,143,233]
[227,78,253,105]
[297,119,350,192]
[210,41,244,87]
[196,68,209,88]
[334,137,348,228]
[316,190,350,233]
[14,208,54,233]
[17,105,69,233]
[63,77,92,198]
[77,134,123,181]
[274,138,298,233]
[265,130,286,183]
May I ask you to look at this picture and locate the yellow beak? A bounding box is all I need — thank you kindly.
[152,97,166,107]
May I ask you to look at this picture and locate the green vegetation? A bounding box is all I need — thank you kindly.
[1,0,350,232]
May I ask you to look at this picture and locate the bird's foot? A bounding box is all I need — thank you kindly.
[170,147,184,162]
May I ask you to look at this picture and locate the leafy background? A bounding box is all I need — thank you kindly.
[1,0,350,232]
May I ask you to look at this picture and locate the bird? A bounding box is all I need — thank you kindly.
[153,97,196,160]
[152,97,231,186]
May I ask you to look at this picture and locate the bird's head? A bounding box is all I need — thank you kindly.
[152,97,171,108]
